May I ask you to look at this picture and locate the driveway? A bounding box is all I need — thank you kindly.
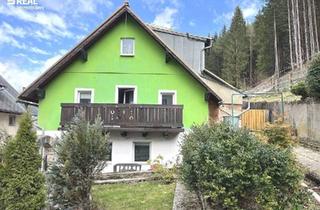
[293,146,320,180]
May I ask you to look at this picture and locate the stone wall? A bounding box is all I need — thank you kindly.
[249,100,320,149]
[284,100,320,150]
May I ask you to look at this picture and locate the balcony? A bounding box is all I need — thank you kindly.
[60,103,184,132]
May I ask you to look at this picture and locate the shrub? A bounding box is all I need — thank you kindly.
[306,66,320,99]
[263,119,296,148]
[309,53,320,70]
[148,155,176,184]
[47,112,110,209]
[0,163,4,209]
[306,53,320,99]
[181,123,305,210]
[0,130,8,209]
[1,113,46,210]
[291,82,308,99]
[0,129,9,163]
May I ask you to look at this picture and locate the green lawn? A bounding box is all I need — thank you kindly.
[92,181,175,210]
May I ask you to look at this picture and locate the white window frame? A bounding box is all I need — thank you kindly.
[115,85,137,104]
[133,141,151,163]
[158,90,177,105]
[120,38,135,56]
[74,88,95,103]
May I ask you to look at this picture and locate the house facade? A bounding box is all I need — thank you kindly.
[0,76,26,136]
[19,3,242,172]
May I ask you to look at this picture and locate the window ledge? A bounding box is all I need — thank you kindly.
[134,161,149,165]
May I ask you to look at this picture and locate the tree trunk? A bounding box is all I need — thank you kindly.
[296,0,303,68]
[303,0,310,60]
[274,11,280,90]
[249,31,253,86]
[312,0,319,52]
[288,0,294,68]
[292,0,299,66]
[308,0,315,56]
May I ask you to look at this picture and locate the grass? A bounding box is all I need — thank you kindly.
[92,181,176,210]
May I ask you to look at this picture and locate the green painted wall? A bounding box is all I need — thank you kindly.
[38,16,208,130]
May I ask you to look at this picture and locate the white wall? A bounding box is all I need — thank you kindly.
[42,130,184,173]
[103,131,183,173]
[0,112,21,136]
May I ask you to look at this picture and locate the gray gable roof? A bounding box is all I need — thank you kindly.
[0,75,26,114]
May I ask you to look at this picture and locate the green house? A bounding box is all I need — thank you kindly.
[19,3,241,172]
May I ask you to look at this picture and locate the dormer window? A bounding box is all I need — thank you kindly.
[120,38,135,56]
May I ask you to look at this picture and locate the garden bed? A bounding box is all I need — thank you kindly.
[92,181,175,210]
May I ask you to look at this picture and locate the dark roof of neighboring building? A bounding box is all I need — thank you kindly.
[0,75,26,114]
[18,3,223,103]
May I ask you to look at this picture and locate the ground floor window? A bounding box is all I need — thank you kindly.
[134,142,150,162]
[8,115,16,126]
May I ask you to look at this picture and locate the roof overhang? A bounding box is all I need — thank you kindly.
[19,3,224,103]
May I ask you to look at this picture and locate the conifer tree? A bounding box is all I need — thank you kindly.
[222,7,249,87]
[206,31,226,77]
[47,112,109,210]
[1,113,46,210]
[0,130,8,209]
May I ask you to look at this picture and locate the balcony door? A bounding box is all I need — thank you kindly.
[116,86,137,104]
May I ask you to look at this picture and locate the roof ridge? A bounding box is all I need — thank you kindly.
[0,75,19,97]
[19,3,130,101]
[0,75,26,114]
[19,4,223,102]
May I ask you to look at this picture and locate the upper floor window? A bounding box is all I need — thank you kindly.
[75,89,94,104]
[121,38,135,56]
[159,90,176,105]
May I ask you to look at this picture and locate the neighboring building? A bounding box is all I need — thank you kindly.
[19,3,242,172]
[0,75,26,136]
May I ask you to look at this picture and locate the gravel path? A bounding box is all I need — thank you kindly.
[294,146,320,180]
[172,181,201,210]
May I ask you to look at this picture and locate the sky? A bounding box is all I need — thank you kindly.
[0,0,264,92]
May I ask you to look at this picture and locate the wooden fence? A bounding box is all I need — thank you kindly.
[241,109,269,131]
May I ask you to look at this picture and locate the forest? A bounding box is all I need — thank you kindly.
[206,0,320,89]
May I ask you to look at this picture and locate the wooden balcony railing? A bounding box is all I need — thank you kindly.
[60,103,183,131]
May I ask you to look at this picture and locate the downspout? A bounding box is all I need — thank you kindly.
[200,38,213,71]
[34,121,46,172]
[231,93,248,127]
